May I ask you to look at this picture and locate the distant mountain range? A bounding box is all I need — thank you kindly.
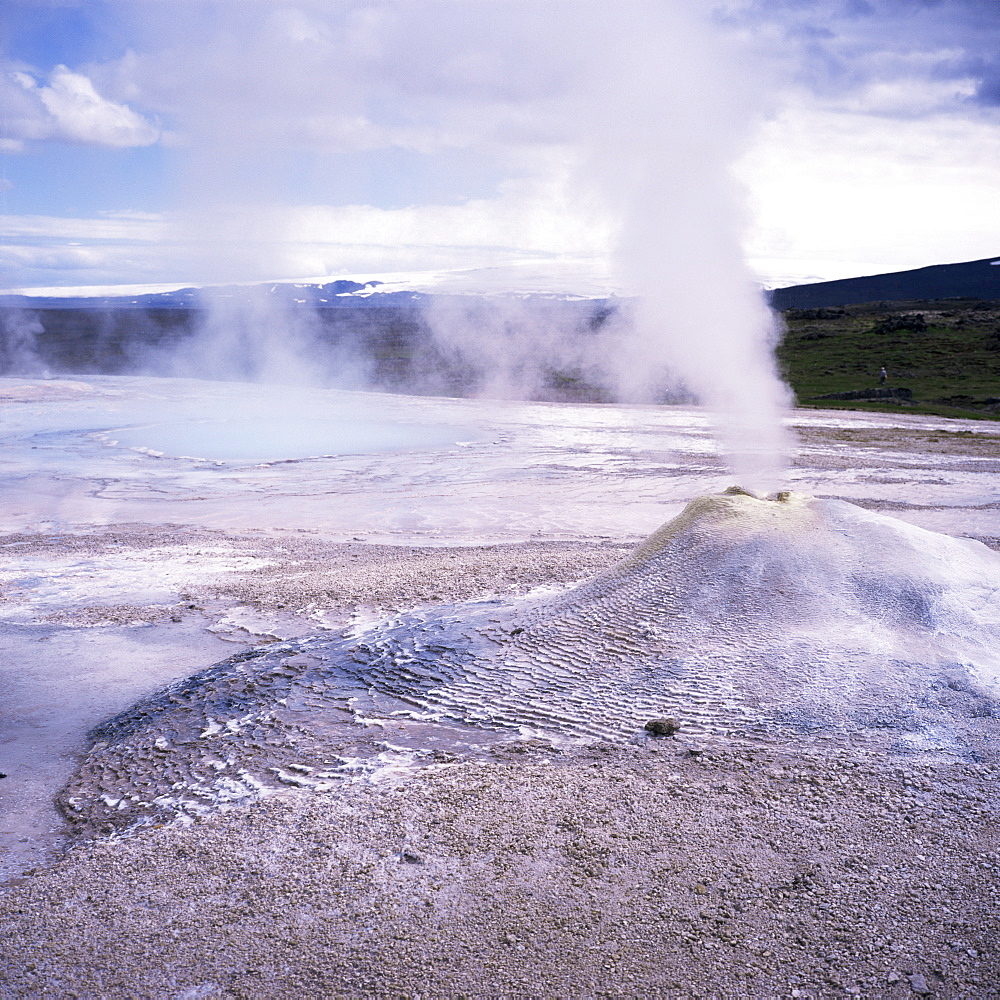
[769,255,1000,310]
[0,279,607,312]
[3,254,999,315]
[0,279,404,311]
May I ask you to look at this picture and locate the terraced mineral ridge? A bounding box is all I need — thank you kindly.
[60,489,1000,837]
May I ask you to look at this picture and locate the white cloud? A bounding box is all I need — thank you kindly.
[3,64,159,149]
[4,0,998,295]
[843,76,980,118]
[0,213,167,242]
[0,211,176,290]
[726,0,1000,117]
[290,177,614,258]
[0,176,617,292]
[737,102,1000,276]
[165,168,618,287]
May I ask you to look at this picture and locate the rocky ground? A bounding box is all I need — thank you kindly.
[2,383,999,999]
[1,733,997,999]
[0,535,998,998]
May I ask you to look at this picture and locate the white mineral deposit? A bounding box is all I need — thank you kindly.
[1,375,998,997]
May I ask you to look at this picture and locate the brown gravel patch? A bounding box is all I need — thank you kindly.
[1,741,997,999]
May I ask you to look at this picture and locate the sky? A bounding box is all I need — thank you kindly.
[1,0,999,296]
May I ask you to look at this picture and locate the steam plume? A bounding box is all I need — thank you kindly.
[127,1,791,483]
[0,310,48,377]
[581,2,793,487]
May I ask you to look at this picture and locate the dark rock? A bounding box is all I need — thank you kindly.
[785,307,846,320]
[813,387,913,401]
[644,717,680,736]
[872,313,926,335]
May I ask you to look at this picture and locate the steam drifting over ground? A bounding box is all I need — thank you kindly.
[2,4,999,993]
[42,0,791,488]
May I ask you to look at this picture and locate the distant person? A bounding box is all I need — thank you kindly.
[879,366,887,385]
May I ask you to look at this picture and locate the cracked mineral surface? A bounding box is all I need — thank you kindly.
[58,490,1000,839]
[2,377,999,998]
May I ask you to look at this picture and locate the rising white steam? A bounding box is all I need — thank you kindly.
[125,0,790,483]
[165,286,322,386]
[570,2,794,487]
[0,310,49,376]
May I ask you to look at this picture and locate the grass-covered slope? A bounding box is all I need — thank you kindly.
[776,299,1000,420]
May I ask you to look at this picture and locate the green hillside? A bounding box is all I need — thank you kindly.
[775,298,1000,420]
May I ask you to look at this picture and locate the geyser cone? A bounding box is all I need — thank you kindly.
[570,486,1000,647]
[61,491,1000,835]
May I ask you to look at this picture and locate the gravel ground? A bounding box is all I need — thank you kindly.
[1,531,999,998]
[1,737,997,999]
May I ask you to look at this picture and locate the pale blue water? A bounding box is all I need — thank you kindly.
[102,416,480,463]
